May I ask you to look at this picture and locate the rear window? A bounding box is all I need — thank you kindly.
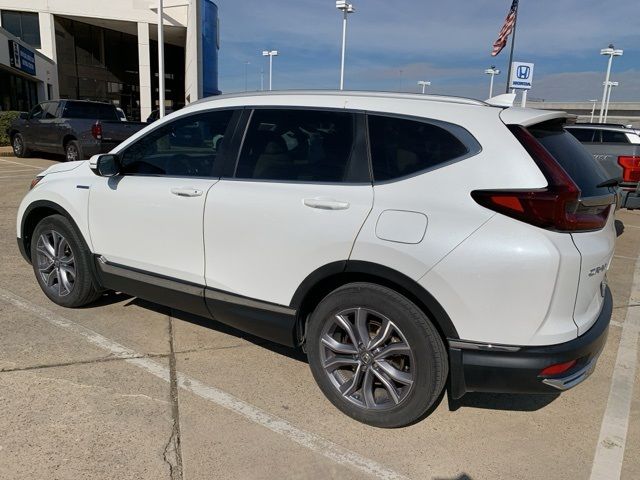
[62,102,118,121]
[529,120,610,197]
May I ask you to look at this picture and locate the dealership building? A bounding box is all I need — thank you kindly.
[0,0,220,120]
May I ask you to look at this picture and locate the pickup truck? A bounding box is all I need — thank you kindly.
[565,123,640,209]
[7,100,147,161]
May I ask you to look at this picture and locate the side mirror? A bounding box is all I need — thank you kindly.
[91,154,121,177]
[19,112,28,120]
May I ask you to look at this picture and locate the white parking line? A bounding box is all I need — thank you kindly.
[0,288,409,480]
[0,159,43,169]
[590,256,640,480]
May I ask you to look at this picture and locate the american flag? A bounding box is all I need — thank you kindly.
[491,0,519,57]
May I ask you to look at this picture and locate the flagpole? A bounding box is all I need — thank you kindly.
[504,2,519,93]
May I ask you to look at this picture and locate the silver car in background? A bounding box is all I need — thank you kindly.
[565,124,640,209]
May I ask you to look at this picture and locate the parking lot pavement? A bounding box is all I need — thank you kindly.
[0,155,639,480]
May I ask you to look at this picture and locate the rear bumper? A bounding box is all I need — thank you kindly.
[621,189,640,210]
[448,286,612,399]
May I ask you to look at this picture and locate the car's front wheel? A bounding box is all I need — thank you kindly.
[306,283,448,428]
[31,215,101,307]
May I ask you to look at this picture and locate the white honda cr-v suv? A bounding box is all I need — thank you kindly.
[17,91,616,427]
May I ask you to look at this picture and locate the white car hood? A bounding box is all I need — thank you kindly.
[41,161,85,176]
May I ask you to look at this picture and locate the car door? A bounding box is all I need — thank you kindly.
[23,103,46,148]
[39,101,60,152]
[203,108,374,313]
[88,109,239,292]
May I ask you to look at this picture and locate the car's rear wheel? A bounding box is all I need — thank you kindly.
[306,282,448,428]
[31,214,101,307]
[65,140,82,162]
[12,133,30,158]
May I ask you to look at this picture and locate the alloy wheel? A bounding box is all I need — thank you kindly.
[66,144,78,161]
[13,136,23,156]
[35,230,76,297]
[319,307,416,410]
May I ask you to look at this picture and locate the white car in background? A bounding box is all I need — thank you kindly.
[16,91,615,427]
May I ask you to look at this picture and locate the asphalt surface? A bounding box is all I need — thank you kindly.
[0,154,638,480]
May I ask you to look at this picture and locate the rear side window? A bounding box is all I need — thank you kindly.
[529,121,609,197]
[62,102,119,121]
[235,109,357,182]
[601,130,629,144]
[566,128,597,143]
[367,115,472,182]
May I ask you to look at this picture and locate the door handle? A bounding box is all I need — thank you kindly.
[303,198,350,210]
[171,187,203,197]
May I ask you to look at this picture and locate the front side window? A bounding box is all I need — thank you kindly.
[368,115,471,182]
[1,11,41,48]
[43,102,59,119]
[235,109,356,182]
[120,110,234,177]
[28,104,44,120]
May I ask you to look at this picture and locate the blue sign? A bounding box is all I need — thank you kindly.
[516,65,530,80]
[201,0,220,96]
[8,40,36,76]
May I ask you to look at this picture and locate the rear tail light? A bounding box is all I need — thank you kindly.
[618,156,640,183]
[471,125,610,232]
[540,359,577,377]
[91,122,103,140]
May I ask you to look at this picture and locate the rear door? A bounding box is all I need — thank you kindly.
[202,107,374,307]
[529,121,616,335]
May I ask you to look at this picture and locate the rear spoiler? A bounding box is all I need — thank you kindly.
[499,108,571,127]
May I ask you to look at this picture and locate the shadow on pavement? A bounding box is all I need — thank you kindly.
[449,391,559,412]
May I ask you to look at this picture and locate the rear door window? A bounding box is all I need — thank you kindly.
[601,130,629,144]
[235,108,360,182]
[367,114,476,182]
[529,120,610,197]
[566,128,596,143]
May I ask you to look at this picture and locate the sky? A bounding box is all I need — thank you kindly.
[214,0,639,102]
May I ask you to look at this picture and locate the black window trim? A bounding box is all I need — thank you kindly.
[115,107,243,180]
[226,105,373,186]
[364,111,483,185]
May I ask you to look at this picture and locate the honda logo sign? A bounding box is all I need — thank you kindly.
[510,62,534,90]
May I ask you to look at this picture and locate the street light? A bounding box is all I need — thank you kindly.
[262,50,278,91]
[598,44,623,123]
[589,99,598,122]
[417,80,431,94]
[336,1,355,90]
[484,66,500,98]
[603,81,619,123]
[157,0,165,118]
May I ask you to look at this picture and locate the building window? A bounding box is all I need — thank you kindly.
[1,11,41,48]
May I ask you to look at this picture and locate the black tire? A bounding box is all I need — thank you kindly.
[65,140,82,162]
[307,282,448,428]
[30,214,101,308]
[12,133,31,158]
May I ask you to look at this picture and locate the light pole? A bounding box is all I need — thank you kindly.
[244,61,250,92]
[262,50,278,91]
[417,80,431,94]
[336,1,355,90]
[260,69,264,91]
[589,99,598,122]
[603,81,619,123]
[157,0,165,118]
[484,66,500,98]
[598,44,623,123]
